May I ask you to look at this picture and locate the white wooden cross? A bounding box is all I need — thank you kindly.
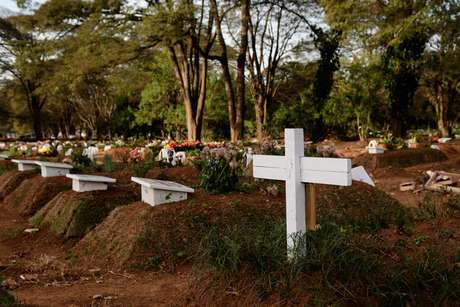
[253,129,352,255]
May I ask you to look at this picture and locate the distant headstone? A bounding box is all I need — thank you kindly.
[131,177,194,206]
[65,148,73,157]
[368,140,384,154]
[83,146,98,161]
[159,148,177,165]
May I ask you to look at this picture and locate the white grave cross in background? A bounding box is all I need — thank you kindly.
[253,129,352,254]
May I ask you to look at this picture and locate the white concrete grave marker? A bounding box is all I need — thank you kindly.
[11,159,40,172]
[368,140,384,154]
[34,161,73,177]
[131,177,194,206]
[66,174,116,192]
[253,129,352,255]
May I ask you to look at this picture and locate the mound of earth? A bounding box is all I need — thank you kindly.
[0,170,37,200]
[31,186,138,239]
[73,182,402,269]
[317,182,404,231]
[3,176,71,216]
[353,148,447,170]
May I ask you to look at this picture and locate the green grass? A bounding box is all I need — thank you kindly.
[0,277,16,307]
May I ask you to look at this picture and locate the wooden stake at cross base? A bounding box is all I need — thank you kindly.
[306,183,317,231]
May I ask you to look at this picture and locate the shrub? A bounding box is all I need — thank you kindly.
[112,148,130,163]
[71,149,92,170]
[198,147,242,193]
[0,276,16,307]
[132,162,152,178]
[102,154,115,172]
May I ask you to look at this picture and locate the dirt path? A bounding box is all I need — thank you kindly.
[0,202,192,306]
[13,270,191,306]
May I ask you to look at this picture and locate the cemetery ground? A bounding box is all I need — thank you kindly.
[1,142,460,305]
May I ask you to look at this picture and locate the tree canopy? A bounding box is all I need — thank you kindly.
[0,0,459,141]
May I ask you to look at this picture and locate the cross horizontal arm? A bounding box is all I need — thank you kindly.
[300,157,351,186]
[253,155,287,181]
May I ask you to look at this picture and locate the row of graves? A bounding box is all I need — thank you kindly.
[0,129,377,258]
[3,129,460,305]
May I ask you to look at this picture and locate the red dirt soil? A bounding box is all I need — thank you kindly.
[0,170,37,200]
[2,176,71,216]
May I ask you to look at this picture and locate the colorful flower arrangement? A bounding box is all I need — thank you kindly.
[37,144,55,156]
[129,148,143,162]
[164,140,203,151]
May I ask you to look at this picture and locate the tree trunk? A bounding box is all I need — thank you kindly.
[169,45,207,141]
[234,0,250,143]
[255,96,265,141]
[435,96,450,137]
[209,0,248,143]
[31,95,43,140]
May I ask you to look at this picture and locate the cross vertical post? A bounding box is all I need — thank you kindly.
[305,183,316,231]
[285,129,306,252]
[252,128,352,258]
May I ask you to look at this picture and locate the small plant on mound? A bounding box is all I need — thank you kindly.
[198,146,242,193]
[0,277,16,307]
[71,149,92,171]
[102,154,115,172]
[129,148,152,177]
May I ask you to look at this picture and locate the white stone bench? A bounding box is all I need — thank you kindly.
[66,174,116,192]
[11,159,40,171]
[131,177,194,206]
[34,161,73,177]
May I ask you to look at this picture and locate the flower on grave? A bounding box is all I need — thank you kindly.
[38,144,54,156]
[165,141,177,149]
[115,139,125,147]
[129,148,143,162]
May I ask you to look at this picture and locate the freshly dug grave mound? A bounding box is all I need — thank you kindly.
[72,197,283,268]
[3,176,71,216]
[353,148,447,170]
[31,186,137,239]
[317,182,405,231]
[0,170,37,200]
[73,182,403,269]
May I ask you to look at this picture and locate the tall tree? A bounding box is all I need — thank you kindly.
[320,0,435,137]
[207,0,250,143]
[247,1,301,141]
[420,0,460,137]
[142,0,215,141]
[0,15,50,139]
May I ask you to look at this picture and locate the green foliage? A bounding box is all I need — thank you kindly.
[198,149,241,194]
[135,52,185,136]
[132,162,152,178]
[0,275,15,307]
[324,55,388,140]
[102,154,114,172]
[71,149,92,171]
